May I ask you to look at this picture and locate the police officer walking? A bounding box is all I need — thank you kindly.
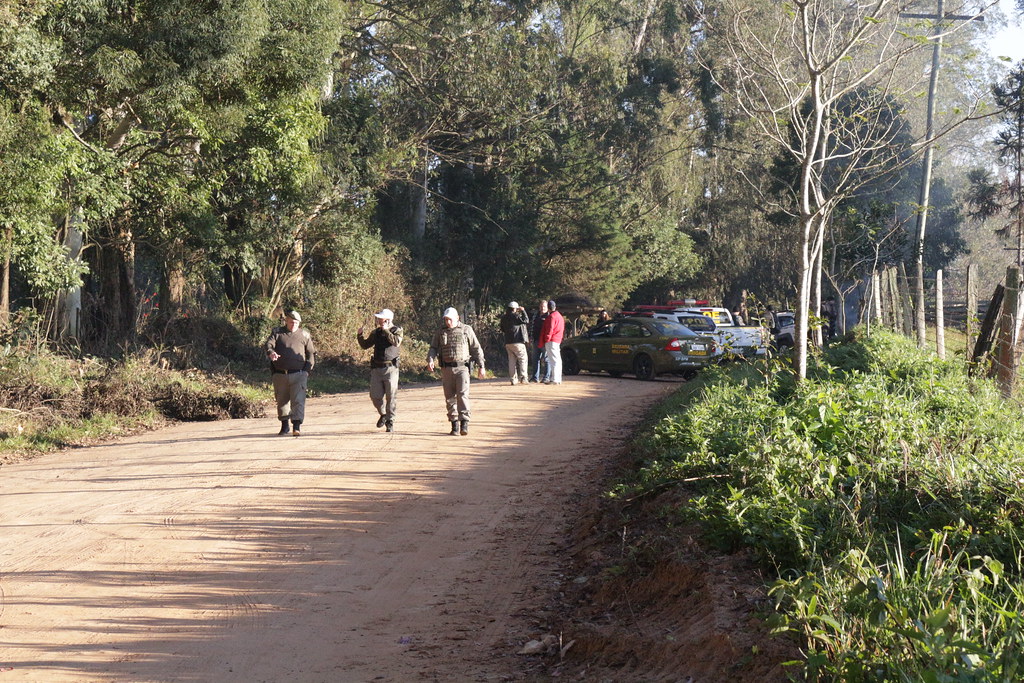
[357,308,403,432]
[427,307,486,436]
[265,309,316,436]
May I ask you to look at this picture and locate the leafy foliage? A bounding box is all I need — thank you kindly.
[620,331,1024,677]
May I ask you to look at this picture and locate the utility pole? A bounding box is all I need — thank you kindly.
[911,0,943,348]
[903,2,983,348]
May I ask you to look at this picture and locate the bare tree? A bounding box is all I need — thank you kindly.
[704,0,992,378]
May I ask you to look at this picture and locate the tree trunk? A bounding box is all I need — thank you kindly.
[632,0,657,54]
[0,225,11,329]
[966,263,978,362]
[795,214,815,378]
[86,224,137,347]
[58,214,85,339]
[412,149,428,242]
[222,214,247,308]
[812,240,823,348]
[160,251,187,320]
[935,269,945,359]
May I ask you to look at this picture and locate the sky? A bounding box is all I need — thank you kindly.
[986,0,1024,63]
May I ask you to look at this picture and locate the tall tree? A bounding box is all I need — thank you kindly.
[966,63,1024,267]
[707,0,989,378]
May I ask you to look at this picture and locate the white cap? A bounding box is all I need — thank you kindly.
[442,307,459,321]
[508,301,518,309]
[285,310,301,323]
[374,308,394,320]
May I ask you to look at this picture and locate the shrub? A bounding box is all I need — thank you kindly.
[627,330,1024,678]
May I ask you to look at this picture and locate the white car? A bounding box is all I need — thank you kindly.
[772,311,796,348]
[635,303,768,357]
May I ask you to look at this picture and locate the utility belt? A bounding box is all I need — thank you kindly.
[440,360,471,368]
[371,358,400,368]
[273,368,304,375]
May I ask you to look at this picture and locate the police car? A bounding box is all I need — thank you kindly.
[560,316,717,380]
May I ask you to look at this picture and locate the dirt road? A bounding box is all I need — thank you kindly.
[0,375,678,682]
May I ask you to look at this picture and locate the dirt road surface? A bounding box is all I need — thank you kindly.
[0,375,678,682]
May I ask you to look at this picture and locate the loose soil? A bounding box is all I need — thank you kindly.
[0,375,794,682]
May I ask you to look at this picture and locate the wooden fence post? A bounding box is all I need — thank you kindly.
[862,272,874,332]
[876,268,884,329]
[898,262,914,337]
[935,269,945,360]
[972,284,1004,375]
[888,267,901,331]
[994,267,1020,398]
[966,263,978,363]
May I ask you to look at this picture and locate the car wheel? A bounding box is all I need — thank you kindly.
[562,349,580,376]
[633,354,656,381]
[607,370,624,378]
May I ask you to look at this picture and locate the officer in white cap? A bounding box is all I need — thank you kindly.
[427,307,485,436]
[357,308,403,432]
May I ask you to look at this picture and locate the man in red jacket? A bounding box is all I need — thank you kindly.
[538,299,564,384]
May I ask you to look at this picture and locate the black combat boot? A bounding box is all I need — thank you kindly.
[449,421,459,436]
[385,421,394,433]
[292,420,302,437]
[459,419,468,436]
[278,419,290,435]
[376,414,387,428]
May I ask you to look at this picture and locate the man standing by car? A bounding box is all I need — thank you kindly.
[427,307,486,436]
[529,299,548,383]
[357,308,403,432]
[265,309,316,436]
[539,299,565,384]
[499,301,530,385]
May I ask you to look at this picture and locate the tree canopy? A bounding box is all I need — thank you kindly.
[0,0,1004,355]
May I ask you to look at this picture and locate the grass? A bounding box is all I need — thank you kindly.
[0,345,269,459]
[614,328,1024,680]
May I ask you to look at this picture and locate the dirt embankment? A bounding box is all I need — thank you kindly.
[0,375,793,681]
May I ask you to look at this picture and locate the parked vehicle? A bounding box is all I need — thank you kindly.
[773,311,795,348]
[561,316,717,380]
[632,302,769,358]
[644,312,726,360]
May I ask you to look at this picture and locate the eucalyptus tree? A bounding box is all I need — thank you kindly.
[0,98,89,331]
[8,0,343,344]
[705,0,992,378]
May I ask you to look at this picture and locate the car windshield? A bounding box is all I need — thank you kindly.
[647,320,697,338]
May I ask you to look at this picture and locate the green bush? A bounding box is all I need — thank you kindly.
[624,330,1024,679]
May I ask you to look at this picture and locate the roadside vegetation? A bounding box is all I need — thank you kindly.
[0,315,438,461]
[614,330,1024,680]
[0,342,262,460]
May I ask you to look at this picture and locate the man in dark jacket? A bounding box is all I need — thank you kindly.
[529,299,548,383]
[265,309,316,436]
[499,301,530,385]
[357,308,403,432]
